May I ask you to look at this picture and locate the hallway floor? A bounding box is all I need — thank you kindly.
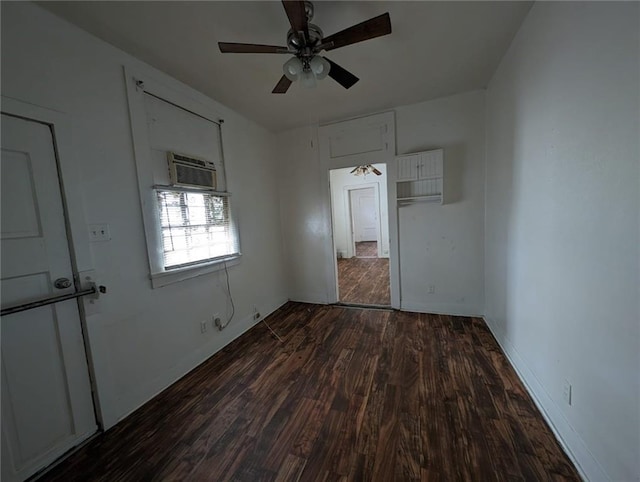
[338,257,390,306]
[355,241,377,258]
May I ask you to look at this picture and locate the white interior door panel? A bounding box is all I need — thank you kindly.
[1,114,96,482]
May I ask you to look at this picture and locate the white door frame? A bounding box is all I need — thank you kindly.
[343,183,381,259]
[1,96,103,427]
[319,111,398,307]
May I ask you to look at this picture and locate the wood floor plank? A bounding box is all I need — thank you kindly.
[337,258,390,305]
[40,302,580,482]
[274,454,307,482]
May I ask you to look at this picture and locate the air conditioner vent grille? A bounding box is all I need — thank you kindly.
[175,164,215,188]
[172,153,207,167]
[167,151,217,190]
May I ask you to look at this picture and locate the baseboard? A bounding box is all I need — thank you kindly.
[106,297,289,429]
[400,300,482,317]
[483,316,608,482]
[288,293,331,305]
[333,302,394,311]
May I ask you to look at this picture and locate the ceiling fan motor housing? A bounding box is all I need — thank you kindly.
[286,23,323,52]
[285,0,321,53]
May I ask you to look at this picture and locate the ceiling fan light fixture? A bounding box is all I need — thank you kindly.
[300,68,317,88]
[310,56,330,79]
[283,56,303,81]
[283,55,328,89]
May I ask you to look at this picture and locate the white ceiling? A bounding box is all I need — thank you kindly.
[40,1,533,132]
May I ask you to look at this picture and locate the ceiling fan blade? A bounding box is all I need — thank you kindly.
[371,167,383,176]
[272,75,293,94]
[321,13,391,51]
[218,42,290,54]
[282,0,308,39]
[324,57,359,89]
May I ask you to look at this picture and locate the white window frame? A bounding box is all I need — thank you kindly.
[124,67,240,288]
[156,188,239,269]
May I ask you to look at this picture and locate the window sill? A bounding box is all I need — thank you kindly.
[150,255,241,289]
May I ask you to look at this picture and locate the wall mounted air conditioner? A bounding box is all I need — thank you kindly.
[167,152,217,190]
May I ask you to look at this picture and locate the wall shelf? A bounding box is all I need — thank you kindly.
[397,194,442,205]
[395,148,444,204]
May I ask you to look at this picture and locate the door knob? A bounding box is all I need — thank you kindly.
[54,278,72,289]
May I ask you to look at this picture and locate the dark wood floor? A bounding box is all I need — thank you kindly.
[338,258,390,306]
[41,303,579,482]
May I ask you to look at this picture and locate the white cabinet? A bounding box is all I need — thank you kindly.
[396,154,420,181]
[396,149,444,204]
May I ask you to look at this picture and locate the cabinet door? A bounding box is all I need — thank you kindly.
[396,155,419,180]
[417,150,443,179]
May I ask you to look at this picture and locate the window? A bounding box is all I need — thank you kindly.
[157,190,239,270]
[157,189,239,270]
[125,68,242,287]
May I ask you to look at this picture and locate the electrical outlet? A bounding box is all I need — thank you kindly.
[88,224,111,242]
[428,285,435,294]
[563,380,572,406]
[213,314,222,330]
[200,321,207,334]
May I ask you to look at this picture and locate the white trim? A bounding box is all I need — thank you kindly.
[318,111,399,308]
[484,316,608,482]
[400,300,482,318]
[387,152,401,310]
[150,256,241,289]
[123,67,241,288]
[0,97,103,425]
[288,293,332,305]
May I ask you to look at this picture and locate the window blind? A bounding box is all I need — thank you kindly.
[156,189,239,270]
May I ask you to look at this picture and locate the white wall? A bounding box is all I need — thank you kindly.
[484,2,639,480]
[1,2,288,429]
[330,164,389,258]
[396,91,485,316]
[277,125,327,302]
[278,91,485,315]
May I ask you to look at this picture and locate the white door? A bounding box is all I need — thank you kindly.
[1,114,97,482]
[350,188,378,242]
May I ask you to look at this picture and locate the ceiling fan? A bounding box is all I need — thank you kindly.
[351,165,382,176]
[218,1,392,93]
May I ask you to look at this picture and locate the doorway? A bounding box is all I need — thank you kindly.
[350,187,379,258]
[1,113,98,481]
[329,164,391,306]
